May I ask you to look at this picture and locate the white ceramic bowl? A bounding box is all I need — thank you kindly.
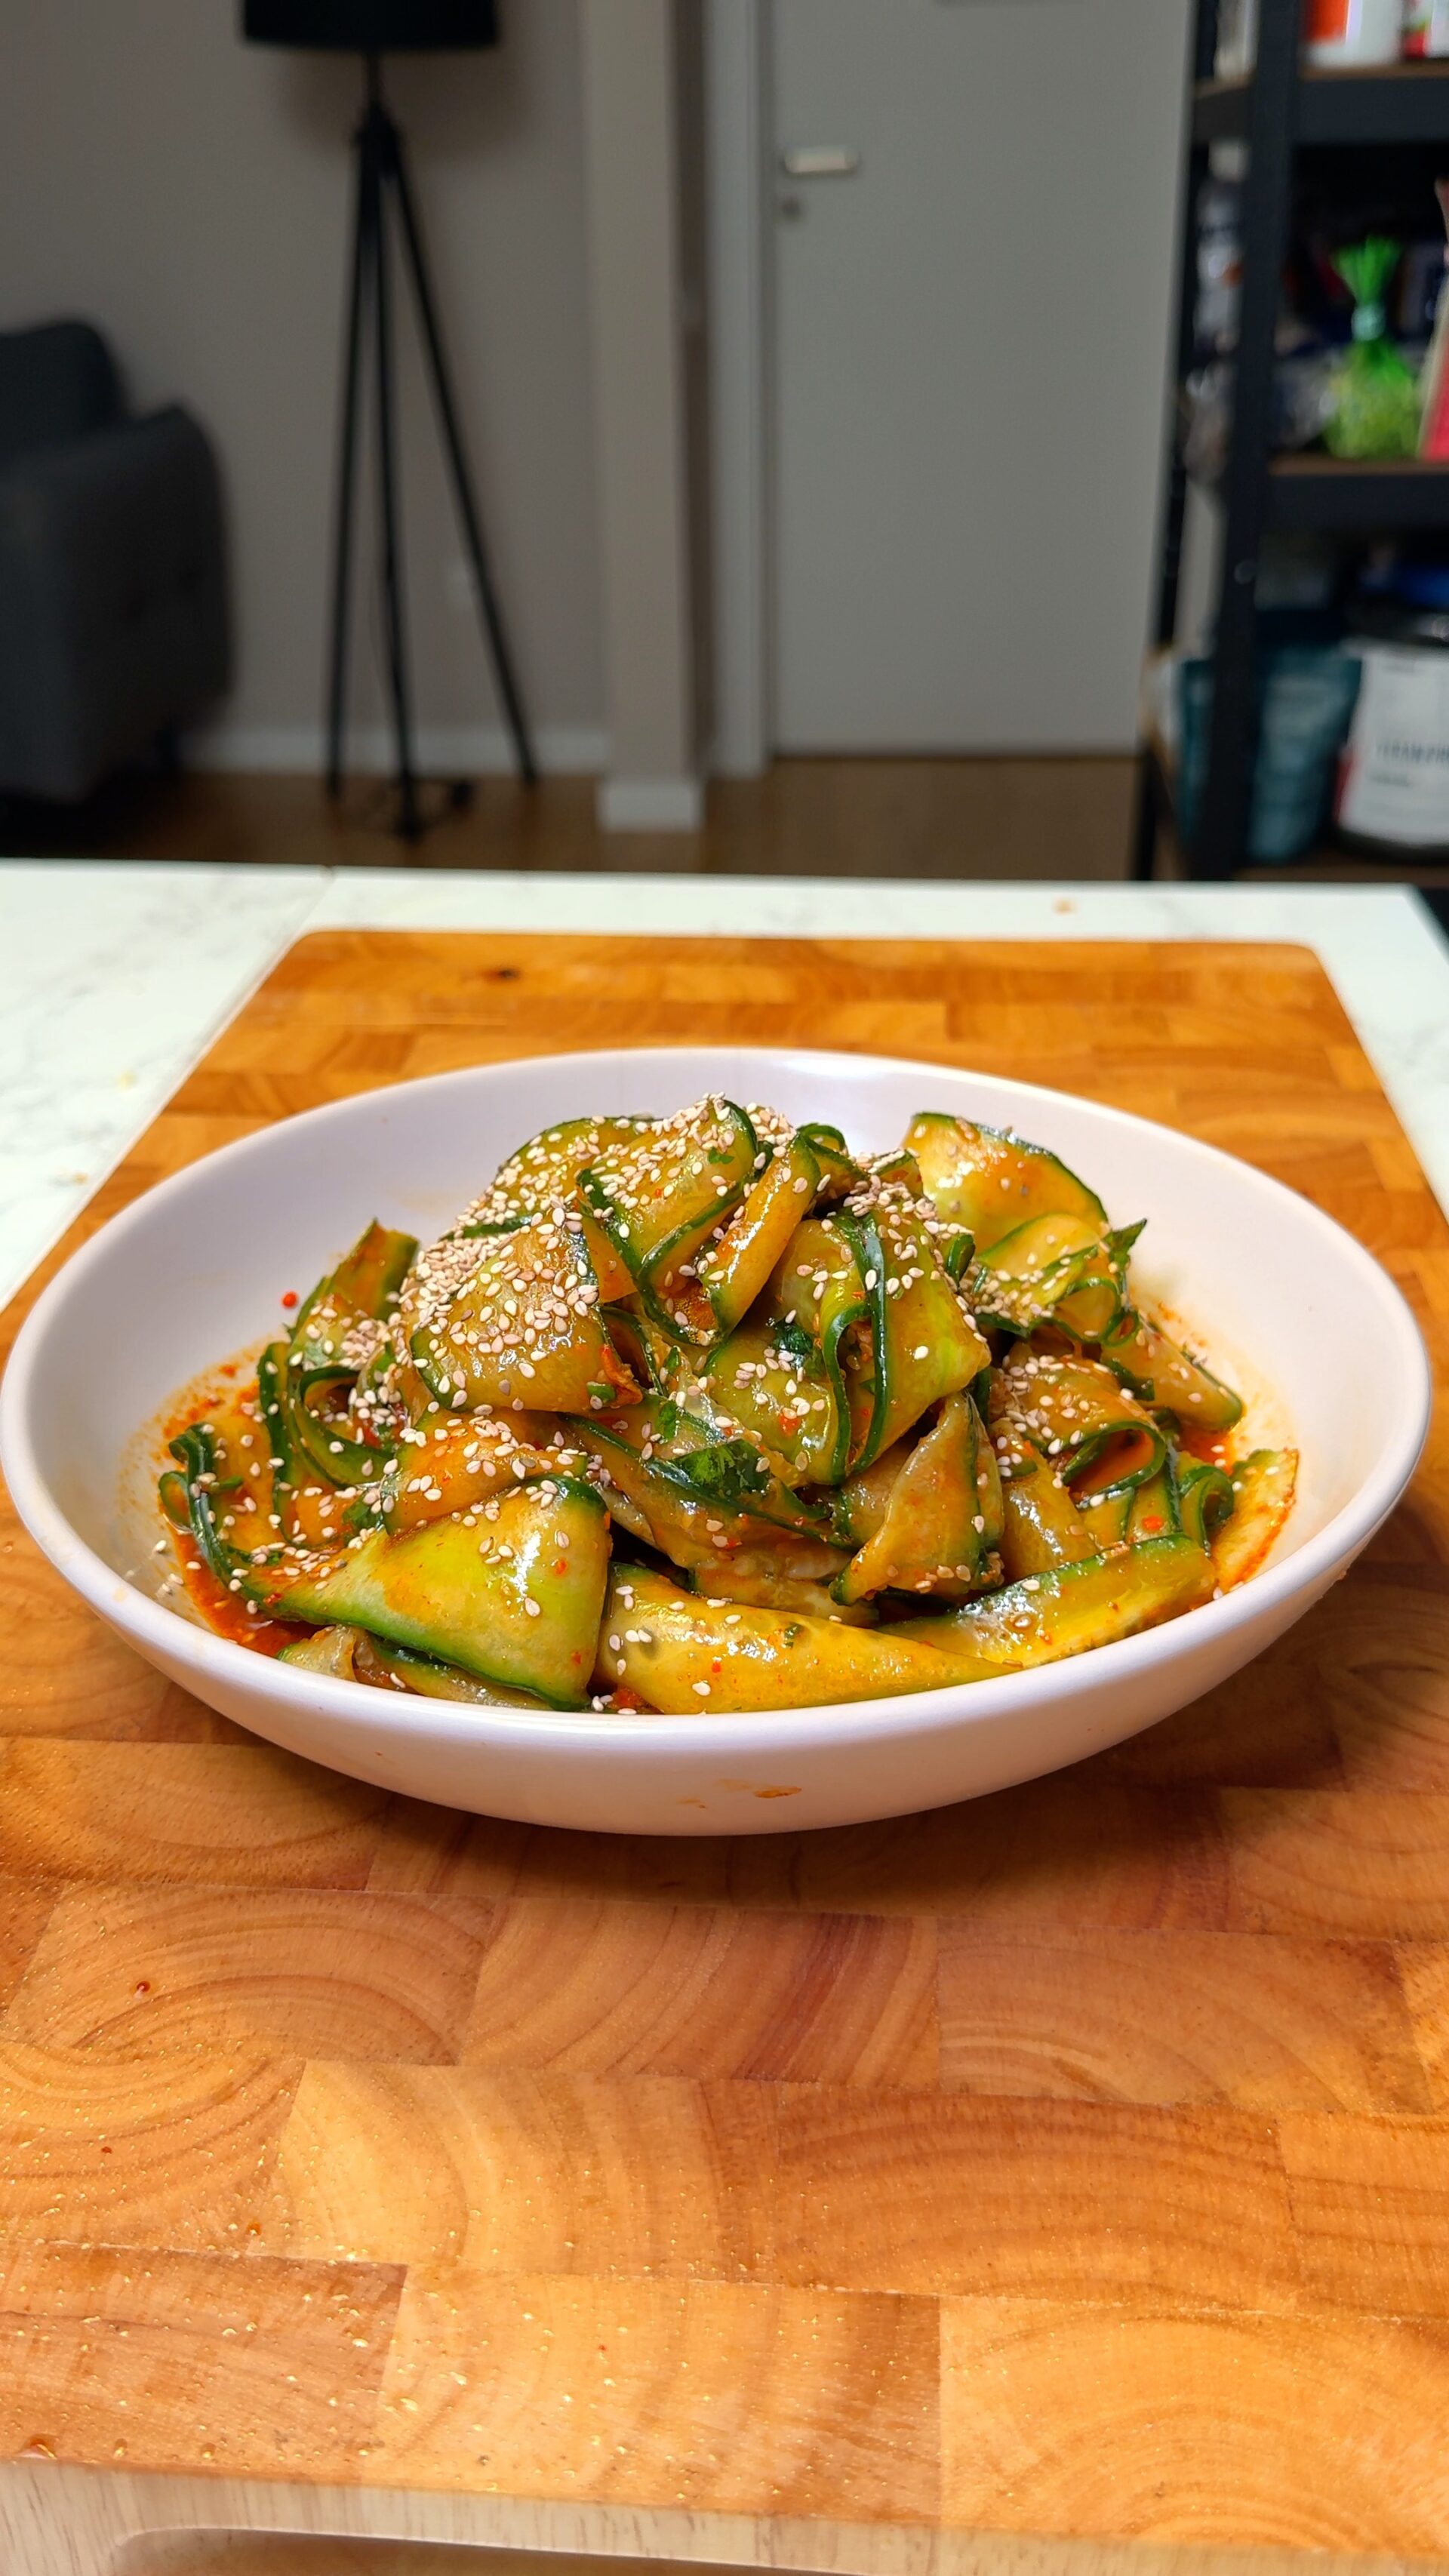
[0,1047,1431,1835]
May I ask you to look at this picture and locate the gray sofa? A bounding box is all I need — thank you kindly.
[0,321,230,802]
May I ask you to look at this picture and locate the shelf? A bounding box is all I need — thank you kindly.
[1267,454,1449,530]
[1189,454,1449,532]
[1140,732,1449,885]
[1195,60,1449,146]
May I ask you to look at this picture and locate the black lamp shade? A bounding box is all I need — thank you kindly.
[242,1,497,49]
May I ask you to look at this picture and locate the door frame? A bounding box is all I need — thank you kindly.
[703,0,771,777]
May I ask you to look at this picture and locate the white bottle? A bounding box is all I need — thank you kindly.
[1304,0,1403,63]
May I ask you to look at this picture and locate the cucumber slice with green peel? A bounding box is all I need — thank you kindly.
[279,1624,363,1678]
[411,1215,640,1415]
[834,1175,992,1470]
[834,1392,1002,1605]
[279,1620,548,1705]
[795,1122,865,1202]
[254,1348,368,1547]
[382,1407,565,1532]
[1213,1448,1297,1588]
[1174,1454,1235,1549]
[967,1214,1141,1344]
[1054,1223,1143,1345]
[1075,1487,1133,1549]
[826,1436,912,1550]
[600,1301,685,1399]
[990,1350,1169,1497]
[459,1113,656,1236]
[690,1135,820,1338]
[165,1420,250,1592]
[702,1310,844,1487]
[292,1220,418,1369]
[286,1365,380,1489]
[595,1565,1001,1710]
[980,1211,1105,1277]
[579,1097,758,1334]
[568,1396,826,1567]
[768,1214,871,1484]
[906,1112,1107,1254]
[896,1534,1217,1667]
[258,1340,303,1489]
[969,1211,1108,1337]
[1125,1465,1180,1544]
[577,1210,635,1303]
[1101,1310,1243,1432]
[165,1415,307,1602]
[358,1635,546,1707]
[995,1436,1099,1579]
[691,1553,870,1623]
[260,1474,611,1707]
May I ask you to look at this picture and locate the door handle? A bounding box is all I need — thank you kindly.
[779,146,862,179]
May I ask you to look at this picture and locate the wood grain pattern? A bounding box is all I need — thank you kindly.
[3,928,1449,2563]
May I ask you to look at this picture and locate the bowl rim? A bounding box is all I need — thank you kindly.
[0,1042,1433,1758]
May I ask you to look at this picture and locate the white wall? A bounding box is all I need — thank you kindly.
[0,0,605,770]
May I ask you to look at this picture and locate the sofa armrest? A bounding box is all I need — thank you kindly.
[0,405,230,801]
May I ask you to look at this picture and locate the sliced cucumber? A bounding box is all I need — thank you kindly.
[580,1097,758,1334]
[280,1624,362,1678]
[568,1398,825,1568]
[1174,1454,1235,1549]
[355,1635,546,1707]
[897,1534,1216,1667]
[826,1436,910,1549]
[263,1473,611,1707]
[990,1350,1168,1496]
[907,1112,1106,1254]
[691,1135,820,1337]
[460,1113,655,1234]
[1125,1466,1180,1544]
[382,1407,565,1532]
[1213,1448,1297,1589]
[796,1122,865,1202]
[834,1391,1002,1605]
[596,1565,1000,1711]
[768,1214,870,1483]
[691,1553,870,1624]
[292,1220,418,1370]
[835,1174,990,1470]
[1101,1310,1243,1432]
[412,1216,639,1414]
[703,1310,844,1486]
[995,1436,1098,1579]
[286,1365,380,1489]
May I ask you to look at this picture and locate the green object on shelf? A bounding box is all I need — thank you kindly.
[1324,239,1422,460]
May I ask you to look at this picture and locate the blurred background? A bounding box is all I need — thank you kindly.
[5,0,1449,889]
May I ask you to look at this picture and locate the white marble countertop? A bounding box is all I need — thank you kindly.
[3,859,1447,1311]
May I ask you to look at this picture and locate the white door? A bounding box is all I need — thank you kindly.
[770,0,1189,751]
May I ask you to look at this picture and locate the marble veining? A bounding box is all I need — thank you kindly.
[0,863,321,1308]
[2,861,1447,1313]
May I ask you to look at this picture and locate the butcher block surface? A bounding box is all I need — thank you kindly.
[2,929,1448,2560]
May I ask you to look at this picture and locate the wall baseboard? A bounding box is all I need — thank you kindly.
[596,774,705,831]
[183,722,610,777]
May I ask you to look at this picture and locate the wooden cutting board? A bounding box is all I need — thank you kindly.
[3,929,1449,2576]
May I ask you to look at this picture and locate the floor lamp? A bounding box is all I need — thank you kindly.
[242,0,537,840]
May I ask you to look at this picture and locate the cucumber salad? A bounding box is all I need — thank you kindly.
[158,1097,1297,1715]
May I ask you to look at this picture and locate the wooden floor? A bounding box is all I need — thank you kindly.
[5,758,1140,881]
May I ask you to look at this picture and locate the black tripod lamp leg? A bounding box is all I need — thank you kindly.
[371,167,422,843]
[326,118,375,802]
[389,140,540,786]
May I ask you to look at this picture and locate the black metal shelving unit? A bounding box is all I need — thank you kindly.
[1134,4,1449,882]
